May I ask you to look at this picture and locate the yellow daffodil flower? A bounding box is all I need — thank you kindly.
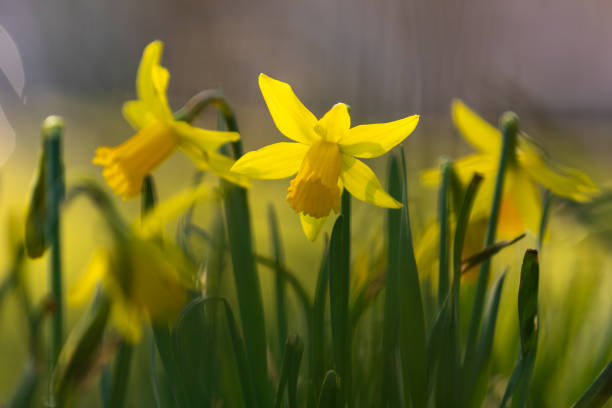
[93,40,248,200]
[69,237,191,343]
[231,74,419,240]
[422,99,599,238]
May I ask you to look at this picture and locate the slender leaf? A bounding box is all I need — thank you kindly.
[317,371,341,408]
[275,335,304,408]
[398,149,427,407]
[269,204,289,355]
[461,233,526,275]
[571,359,612,408]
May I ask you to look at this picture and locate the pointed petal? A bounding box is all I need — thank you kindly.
[452,99,501,154]
[497,167,541,238]
[317,103,350,142]
[138,183,216,238]
[517,138,599,202]
[122,100,156,130]
[172,120,240,151]
[421,153,496,187]
[300,213,328,241]
[340,155,401,208]
[231,142,309,179]
[136,41,172,120]
[205,151,252,188]
[67,250,109,306]
[340,115,419,158]
[259,73,318,144]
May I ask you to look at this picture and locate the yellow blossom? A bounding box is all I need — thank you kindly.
[68,237,191,343]
[421,99,599,238]
[231,74,419,240]
[93,40,249,199]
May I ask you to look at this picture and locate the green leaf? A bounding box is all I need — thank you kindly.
[317,370,341,408]
[175,296,257,408]
[381,154,403,407]
[309,237,330,408]
[328,214,350,406]
[571,359,612,408]
[500,249,539,408]
[268,204,289,356]
[461,233,526,275]
[437,158,452,305]
[274,335,304,408]
[398,149,427,407]
[219,112,271,407]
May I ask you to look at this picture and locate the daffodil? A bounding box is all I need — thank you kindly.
[422,99,599,238]
[93,40,248,200]
[69,237,191,342]
[231,74,419,240]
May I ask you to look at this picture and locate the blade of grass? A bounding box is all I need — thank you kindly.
[462,269,507,408]
[218,107,271,408]
[381,154,403,407]
[463,113,519,371]
[175,296,257,407]
[571,359,612,408]
[309,237,330,408]
[317,371,341,408]
[328,214,350,406]
[538,190,553,251]
[268,204,289,356]
[275,335,304,408]
[461,233,526,275]
[437,158,452,306]
[500,249,539,408]
[398,148,427,407]
[42,116,65,367]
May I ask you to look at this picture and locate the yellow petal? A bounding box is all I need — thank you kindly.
[138,183,217,238]
[231,142,309,179]
[316,103,350,142]
[452,99,501,155]
[136,41,173,120]
[497,167,541,238]
[421,154,496,187]
[111,300,143,343]
[340,155,401,209]
[300,213,328,241]
[172,120,240,151]
[68,249,109,306]
[517,138,599,202]
[258,73,318,144]
[340,115,419,158]
[122,100,156,130]
[206,151,252,188]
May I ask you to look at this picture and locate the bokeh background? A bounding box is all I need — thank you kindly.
[1,0,611,405]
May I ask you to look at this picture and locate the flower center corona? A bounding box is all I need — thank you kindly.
[94,121,177,199]
[286,140,342,218]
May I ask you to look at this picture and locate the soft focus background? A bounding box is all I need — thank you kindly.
[1,0,611,406]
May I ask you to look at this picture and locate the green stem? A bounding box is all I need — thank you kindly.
[438,158,452,307]
[108,343,133,408]
[538,190,553,251]
[42,116,65,367]
[463,113,519,370]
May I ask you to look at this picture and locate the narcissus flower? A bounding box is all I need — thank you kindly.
[231,74,419,240]
[93,40,248,199]
[69,237,191,342]
[421,99,599,238]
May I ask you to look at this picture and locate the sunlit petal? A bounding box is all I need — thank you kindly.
[340,155,401,208]
[259,73,318,144]
[135,41,172,120]
[452,99,501,155]
[517,138,599,202]
[172,120,240,151]
[300,213,328,241]
[231,142,309,179]
[317,103,350,142]
[340,115,419,158]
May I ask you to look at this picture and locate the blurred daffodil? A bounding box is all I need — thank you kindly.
[69,237,191,343]
[231,74,419,240]
[66,181,216,342]
[422,99,599,238]
[93,40,248,200]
